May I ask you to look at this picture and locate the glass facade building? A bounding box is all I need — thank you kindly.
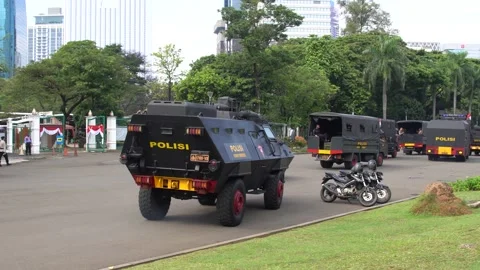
[0,0,27,78]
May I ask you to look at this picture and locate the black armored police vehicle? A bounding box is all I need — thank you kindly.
[397,120,428,155]
[119,97,295,227]
[425,114,472,162]
[470,125,480,155]
[307,112,388,169]
[380,118,400,158]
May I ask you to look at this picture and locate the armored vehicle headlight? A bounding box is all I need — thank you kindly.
[208,159,219,172]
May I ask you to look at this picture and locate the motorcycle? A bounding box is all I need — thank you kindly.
[362,170,391,204]
[320,165,378,207]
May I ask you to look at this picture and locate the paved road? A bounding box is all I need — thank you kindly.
[0,152,478,270]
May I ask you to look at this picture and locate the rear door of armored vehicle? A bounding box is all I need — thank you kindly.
[425,120,470,161]
[471,126,480,155]
[397,120,427,155]
[307,112,382,169]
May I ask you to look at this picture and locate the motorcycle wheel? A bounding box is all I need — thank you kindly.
[357,188,378,207]
[376,185,391,204]
[320,184,337,203]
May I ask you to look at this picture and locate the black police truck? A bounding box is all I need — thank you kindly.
[307,112,388,169]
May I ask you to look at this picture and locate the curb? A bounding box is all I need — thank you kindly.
[100,195,419,270]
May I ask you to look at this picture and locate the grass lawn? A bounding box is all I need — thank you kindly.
[291,146,307,154]
[130,191,480,270]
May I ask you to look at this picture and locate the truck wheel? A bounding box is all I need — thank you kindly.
[264,171,285,210]
[344,154,358,169]
[391,150,397,158]
[476,151,479,156]
[216,179,246,227]
[455,155,466,162]
[138,187,171,220]
[198,195,216,206]
[320,160,333,168]
[377,153,384,167]
[404,150,412,155]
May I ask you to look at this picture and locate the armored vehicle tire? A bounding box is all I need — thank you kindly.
[216,179,246,227]
[198,195,216,206]
[391,150,397,158]
[377,153,384,167]
[344,154,358,169]
[404,150,412,155]
[455,155,466,162]
[320,161,333,168]
[476,151,479,156]
[264,171,285,210]
[138,187,171,221]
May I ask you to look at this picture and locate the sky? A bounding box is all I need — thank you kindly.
[26,0,480,73]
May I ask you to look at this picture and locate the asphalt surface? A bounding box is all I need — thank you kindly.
[1,152,479,270]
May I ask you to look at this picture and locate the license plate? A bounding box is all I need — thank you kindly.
[405,143,414,147]
[154,177,195,191]
[190,153,209,162]
[438,147,451,155]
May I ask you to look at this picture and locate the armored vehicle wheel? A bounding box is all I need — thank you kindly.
[216,179,246,227]
[344,154,358,169]
[264,171,285,210]
[405,150,412,155]
[391,150,397,158]
[476,151,479,156]
[320,160,333,168]
[377,153,384,167]
[455,155,466,162]
[198,195,216,206]
[138,187,171,220]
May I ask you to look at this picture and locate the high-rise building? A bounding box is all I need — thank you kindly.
[0,0,28,78]
[214,0,340,55]
[275,0,340,39]
[28,8,64,63]
[215,0,242,54]
[64,0,152,60]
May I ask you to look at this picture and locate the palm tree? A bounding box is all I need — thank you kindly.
[363,35,408,119]
[443,51,469,114]
[463,62,480,114]
[425,55,451,119]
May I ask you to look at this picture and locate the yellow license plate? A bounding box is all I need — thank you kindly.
[405,143,414,147]
[154,177,195,191]
[190,153,209,162]
[438,147,451,155]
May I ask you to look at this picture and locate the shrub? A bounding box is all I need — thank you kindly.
[284,136,307,148]
[450,176,480,192]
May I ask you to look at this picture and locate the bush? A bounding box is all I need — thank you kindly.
[450,176,480,192]
[284,136,307,148]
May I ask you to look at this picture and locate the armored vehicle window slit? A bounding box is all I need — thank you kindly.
[249,131,258,139]
[360,124,365,133]
[346,124,352,132]
[211,128,219,134]
[238,129,245,134]
[225,128,233,134]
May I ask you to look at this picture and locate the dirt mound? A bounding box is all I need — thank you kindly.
[411,182,472,216]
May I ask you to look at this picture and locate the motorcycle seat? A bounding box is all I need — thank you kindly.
[325,172,350,183]
[339,170,350,176]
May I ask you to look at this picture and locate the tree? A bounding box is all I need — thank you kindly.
[363,35,408,119]
[444,51,469,114]
[463,60,480,114]
[338,0,397,36]
[152,44,183,101]
[220,0,303,112]
[6,40,131,121]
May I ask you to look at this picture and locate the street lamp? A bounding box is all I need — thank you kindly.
[207,91,213,105]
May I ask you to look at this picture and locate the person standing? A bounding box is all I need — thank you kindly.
[0,136,10,166]
[24,134,32,155]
